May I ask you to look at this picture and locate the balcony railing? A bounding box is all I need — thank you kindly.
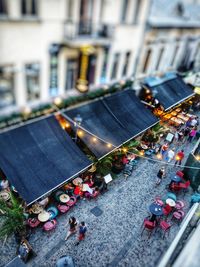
[64,20,114,41]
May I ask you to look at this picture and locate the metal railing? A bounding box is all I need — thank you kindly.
[64,20,114,40]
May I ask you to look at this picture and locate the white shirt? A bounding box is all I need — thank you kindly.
[191,119,197,127]
[168,150,175,159]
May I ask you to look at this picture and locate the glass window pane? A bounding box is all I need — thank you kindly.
[25,63,40,101]
[0,66,15,109]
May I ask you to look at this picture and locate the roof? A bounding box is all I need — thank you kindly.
[143,75,194,111]
[63,89,158,158]
[0,116,91,205]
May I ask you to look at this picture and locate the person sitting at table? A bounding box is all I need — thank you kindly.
[93,174,107,193]
[64,182,75,196]
[74,184,84,199]
[84,176,94,188]
[84,186,100,199]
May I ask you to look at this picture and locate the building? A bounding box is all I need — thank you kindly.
[0,0,149,116]
[135,0,200,81]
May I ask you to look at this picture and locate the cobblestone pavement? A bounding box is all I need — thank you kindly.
[0,137,198,267]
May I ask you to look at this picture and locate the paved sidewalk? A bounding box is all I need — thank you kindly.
[0,138,197,267]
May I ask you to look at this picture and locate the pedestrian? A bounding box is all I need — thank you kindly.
[190,117,198,127]
[160,143,168,159]
[166,148,175,163]
[182,126,190,143]
[188,128,197,143]
[65,217,78,240]
[75,221,87,246]
[174,150,185,166]
[156,167,165,185]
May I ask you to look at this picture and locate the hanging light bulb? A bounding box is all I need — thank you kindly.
[196,155,200,161]
[123,148,127,153]
[78,130,84,137]
[92,137,97,142]
[65,123,70,128]
[107,143,112,148]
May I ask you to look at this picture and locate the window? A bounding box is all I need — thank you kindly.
[67,0,73,20]
[25,63,40,101]
[122,51,131,77]
[170,45,179,66]
[65,59,78,90]
[121,0,129,23]
[143,49,152,73]
[0,0,7,15]
[155,47,164,70]
[111,53,120,80]
[0,66,15,109]
[21,0,37,16]
[100,47,109,83]
[133,0,141,24]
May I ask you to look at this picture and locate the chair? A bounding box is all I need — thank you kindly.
[159,220,172,239]
[162,204,172,217]
[175,200,185,210]
[27,218,40,228]
[179,181,190,196]
[47,206,59,219]
[141,218,156,239]
[166,192,177,202]
[54,190,64,202]
[169,183,182,193]
[176,171,184,179]
[172,210,185,223]
[43,219,57,231]
[66,196,77,207]
[154,196,164,206]
[57,204,70,214]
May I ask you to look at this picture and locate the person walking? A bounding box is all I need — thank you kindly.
[156,167,165,185]
[174,150,185,166]
[160,143,168,159]
[65,217,78,240]
[166,148,175,163]
[75,221,87,246]
[182,126,190,143]
[188,128,197,143]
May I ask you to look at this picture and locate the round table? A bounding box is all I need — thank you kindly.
[59,194,70,203]
[171,175,181,183]
[72,177,83,186]
[38,211,50,222]
[31,204,44,214]
[0,191,10,201]
[166,198,176,207]
[149,203,163,216]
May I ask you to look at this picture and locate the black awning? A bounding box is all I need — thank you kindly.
[63,89,158,158]
[144,75,194,110]
[5,256,26,267]
[0,116,91,205]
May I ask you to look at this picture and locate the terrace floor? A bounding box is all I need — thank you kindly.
[1,135,197,267]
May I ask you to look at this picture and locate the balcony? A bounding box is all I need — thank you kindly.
[63,20,114,46]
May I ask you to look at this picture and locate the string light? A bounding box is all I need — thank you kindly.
[92,137,97,142]
[78,130,84,137]
[139,151,144,156]
[156,153,162,159]
[54,97,62,106]
[123,148,128,153]
[107,143,112,148]
[65,123,70,128]
[196,155,200,161]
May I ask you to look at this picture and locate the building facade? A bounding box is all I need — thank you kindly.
[135,0,200,81]
[0,0,149,115]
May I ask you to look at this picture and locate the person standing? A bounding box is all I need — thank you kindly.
[188,128,197,143]
[156,167,165,185]
[160,143,168,159]
[75,221,87,246]
[174,150,185,166]
[65,217,78,240]
[166,148,175,163]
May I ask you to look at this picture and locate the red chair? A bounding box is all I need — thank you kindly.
[66,196,77,207]
[179,181,190,196]
[162,204,172,216]
[57,204,70,213]
[176,171,184,179]
[43,219,57,231]
[159,220,172,239]
[170,183,182,193]
[27,218,40,228]
[141,218,156,239]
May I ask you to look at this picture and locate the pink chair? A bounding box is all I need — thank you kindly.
[159,220,172,239]
[57,204,70,213]
[162,204,172,217]
[154,196,164,206]
[66,196,77,207]
[172,210,185,223]
[43,219,57,231]
[175,200,185,210]
[27,218,40,228]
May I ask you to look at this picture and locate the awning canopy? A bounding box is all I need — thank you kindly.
[5,256,26,267]
[143,74,194,110]
[63,89,158,158]
[0,116,91,205]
